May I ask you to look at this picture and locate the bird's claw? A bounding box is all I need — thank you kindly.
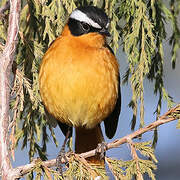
[56,147,68,176]
[96,141,107,160]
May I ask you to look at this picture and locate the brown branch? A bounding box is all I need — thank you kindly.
[0,0,21,179]
[9,104,180,179]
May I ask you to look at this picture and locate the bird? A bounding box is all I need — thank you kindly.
[39,6,121,168]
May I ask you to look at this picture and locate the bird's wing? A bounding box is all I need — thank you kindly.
[104,74,121,139]
[104,45,121,139]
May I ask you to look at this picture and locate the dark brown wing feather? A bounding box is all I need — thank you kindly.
[104,74,121,139]
[104,45,121,139]
[57,121,73,137]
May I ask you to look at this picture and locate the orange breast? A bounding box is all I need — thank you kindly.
[39,26,119,129]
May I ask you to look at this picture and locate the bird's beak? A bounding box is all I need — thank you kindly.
[99,28,111,37]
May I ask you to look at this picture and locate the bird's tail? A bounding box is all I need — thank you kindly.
[75,125,104,166]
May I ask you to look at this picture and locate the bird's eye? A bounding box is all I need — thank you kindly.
[81,22,90,32]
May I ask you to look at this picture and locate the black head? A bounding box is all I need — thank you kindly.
[68,6,110,36]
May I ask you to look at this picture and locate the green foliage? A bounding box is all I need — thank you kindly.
[134,141,158,163]
[0,0,179,179]
[24,154,107,180]
[106,141,157,180]
[121,0,178,130]
[64,154,108,179]
[0,0,8,49]
[24,158,63,180]
[119,0,179,147]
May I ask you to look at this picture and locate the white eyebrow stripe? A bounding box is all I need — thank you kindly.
[70,9,102,29]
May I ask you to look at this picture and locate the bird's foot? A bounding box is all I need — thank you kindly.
[95,141,107,160]
[56,127,72,176]
[56,146,69,176]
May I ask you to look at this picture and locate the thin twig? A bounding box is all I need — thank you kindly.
[9,104,180,179]
[74,154,99,178]
[9,68,24,161]
[127,139,143,180]
[105,157,122,180]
